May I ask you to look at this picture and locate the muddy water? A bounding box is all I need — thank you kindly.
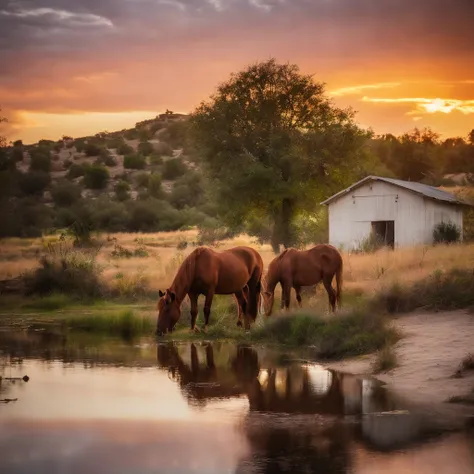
[0,330,473,474]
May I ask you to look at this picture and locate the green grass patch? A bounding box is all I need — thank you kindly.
[23,293,74,311]
[65,310,154,339]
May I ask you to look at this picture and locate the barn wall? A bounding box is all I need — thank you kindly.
[327,181,463,249]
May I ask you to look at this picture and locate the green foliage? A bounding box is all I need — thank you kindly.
[66,163,88,180]
[147,173,163,198]
[159,120,189,148]
[95,150,117,167]
[24,293,72,311]
[65,310,153,338]
[51,182,82,207]
[162,157,186,180]
[114,180,131,202]
[190,58,373,249]
[433,221,461,244]
[249,308,399,357]
[29,147,52,172]
[11,145,24,162]
[117,142,134,155]
[84,142,103,157]
[138,141,154,156]
[73,139,86,152]
[375,268,474,313]
[135,172,150,188]
[83,164,109,189]
[23,242,104,298]
[149,152,164,166]
[19,171,51,195]
[106,136,125,149]
[124,153,146,170]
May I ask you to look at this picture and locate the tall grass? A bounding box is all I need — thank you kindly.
[65,310,153,338]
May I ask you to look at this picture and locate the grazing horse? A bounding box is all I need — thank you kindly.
[156,246,263,335]
[262,244,343,316]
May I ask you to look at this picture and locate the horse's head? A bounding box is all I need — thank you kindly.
[261,289,275,317]
[156,289,181,336]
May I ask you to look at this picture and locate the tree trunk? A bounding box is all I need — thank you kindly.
[270,225,280,254]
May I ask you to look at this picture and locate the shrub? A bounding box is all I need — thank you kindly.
[372,345,398,373]
[154,142,173,156]
[135,172,150,188]
[84,143,103,157]
[114,180,131,201]
[353,233,385,254]
[83,164,109,189]
[106,136,125,149]
[67,163,88,180]
[29,149,52,172]
[124,153,146,170]
[433,221,461,244]
[95,149,117,167]
[90,197,129,232]
[149,152,164,166]
[117,143,134,155]
[63,158,73,169]
[19,171,51,195]
[138,141,154,156]
[51,182,82,207]
[11,146,24,162]
[112,271,150,300]
[375,268,474,313]
[73,140,86,153]
[23,243,104,299]
[162,158,186,180]
[147,173,163,198]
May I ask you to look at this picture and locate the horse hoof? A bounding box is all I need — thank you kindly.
[236,320,243,328]
[190,327,201,334]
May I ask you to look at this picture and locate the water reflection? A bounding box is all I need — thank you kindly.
[0,331,473,474]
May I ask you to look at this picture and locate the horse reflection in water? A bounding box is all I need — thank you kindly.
[156,342,391,415]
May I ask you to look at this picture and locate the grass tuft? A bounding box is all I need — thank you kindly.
[372,345,398,373]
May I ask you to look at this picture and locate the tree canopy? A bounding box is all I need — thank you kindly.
[190,59,376,250]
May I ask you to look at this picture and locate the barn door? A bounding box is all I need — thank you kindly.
[371,221,395,249]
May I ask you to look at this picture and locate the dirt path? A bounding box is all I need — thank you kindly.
[326,310,474,419]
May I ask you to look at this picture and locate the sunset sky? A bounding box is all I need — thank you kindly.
[1,0,473,144]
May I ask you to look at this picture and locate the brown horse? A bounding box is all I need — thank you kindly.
[156,246,263,335]
[262,244,343,316]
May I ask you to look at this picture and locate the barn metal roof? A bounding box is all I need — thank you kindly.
[320,175,472,206]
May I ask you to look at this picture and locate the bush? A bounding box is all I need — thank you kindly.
[90,197,129,232]
[154,142,173,156]
[112,271,150,300]
[115,180,131,201]
[433,221,461,244]
[29,150,51,173]
[51,182,82,207]
[147,173,163,198]
[19,171,51,195]
[162,158,186,180]
[73,140,86,153]
[23,243,104,299]
[106,136,125,149]
[83,164,109,189]
[117,143,134,155]
[67,163,88,180]
[63,159,73,169]
[124,153,146,170]
[135,172,150,188]
[11,146,24,162]
[149,152,164,166]
[95,149,117,167]
[138,141,154,156]
[84,143,103,157]
[375,268,474,313]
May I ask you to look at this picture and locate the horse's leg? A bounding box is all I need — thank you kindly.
[282,282,292,311]
[189,292,199,332]
[294,285,303,308]
[203,290,215,331]
[235,289,248,328]
[322,275,337,312]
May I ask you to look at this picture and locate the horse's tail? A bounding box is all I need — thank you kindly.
[335,258,343,309]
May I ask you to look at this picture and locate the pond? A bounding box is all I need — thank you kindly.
[0,329,473,474]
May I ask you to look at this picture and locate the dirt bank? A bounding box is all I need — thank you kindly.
[326,310,474,421]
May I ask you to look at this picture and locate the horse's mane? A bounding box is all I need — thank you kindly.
[170,247,205,296]
[264,248,291,288]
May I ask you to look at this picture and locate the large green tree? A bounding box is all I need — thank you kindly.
[190,59,374,250]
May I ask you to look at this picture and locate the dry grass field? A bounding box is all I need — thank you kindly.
[2,229,474,300]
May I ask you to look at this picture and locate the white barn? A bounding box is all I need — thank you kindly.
[321,176,469,250]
